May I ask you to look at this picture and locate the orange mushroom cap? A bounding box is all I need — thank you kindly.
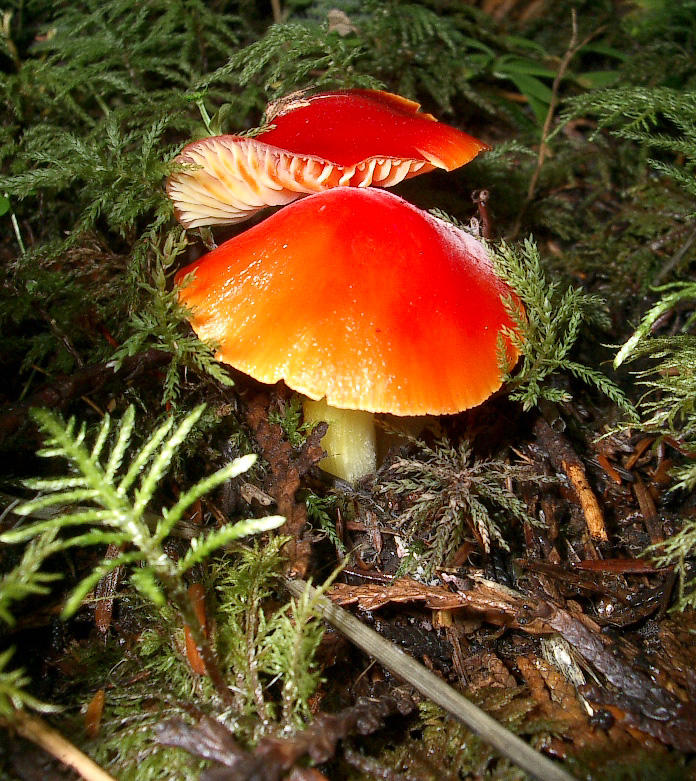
[176,187,520,416]
[167,89,489,229]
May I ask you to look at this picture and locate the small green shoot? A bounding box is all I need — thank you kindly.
[305,492,344,554]
[0,648,61,717]
[268,395,313,447]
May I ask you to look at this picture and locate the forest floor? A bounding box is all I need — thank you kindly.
[1,1,696,779]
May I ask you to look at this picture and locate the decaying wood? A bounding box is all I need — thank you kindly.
[93,544,126,634]
[328,569,696,753]
[517,558,635,603]
[515,654,650,759]
[534,413,608,543]
[157,687,415,780]
[596,452,623,485]
[245,391,327,578]
[573,558,660,574]
[286,577,575,781]
[545,606,696,751]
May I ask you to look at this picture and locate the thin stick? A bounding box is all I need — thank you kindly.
[284,577,575,781]
[534,409,608,543]
[512,12,605,238]
[6,710,116,781]
[270,0,283,24]
[527,11,579,201]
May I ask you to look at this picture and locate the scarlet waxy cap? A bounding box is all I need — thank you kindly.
[167,89,489,229]
[176,187,520,416]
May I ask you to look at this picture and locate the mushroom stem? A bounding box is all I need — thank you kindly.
[303,398,376,483]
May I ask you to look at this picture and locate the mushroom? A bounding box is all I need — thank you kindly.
[175,187,520,483]
[167,89,489,228]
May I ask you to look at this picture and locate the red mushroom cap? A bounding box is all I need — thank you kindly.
[167,89,489,229]
[176,187,519,416]
[259,89,487,170]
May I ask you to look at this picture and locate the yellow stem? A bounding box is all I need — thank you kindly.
[303,398,376,483]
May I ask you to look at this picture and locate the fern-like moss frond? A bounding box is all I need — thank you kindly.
[1,405,283,615]
[380,437,542,573]
[491,237,635,415]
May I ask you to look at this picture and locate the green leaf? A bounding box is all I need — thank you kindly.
[576,70,621,89]
[614,289,693,367]
[495,56,557,79]
[0,647,62,715]
[104,406,134,482]
[581,42,628,61]
[505,74,552,124]
[159,453,259,539]
[503,35,548,55]
[506,73,554,103]
[129,567,166,607]
[133,405,205,515]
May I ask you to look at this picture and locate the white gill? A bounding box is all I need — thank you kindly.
[169,137,425,228]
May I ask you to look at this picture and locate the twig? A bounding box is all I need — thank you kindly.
[653,223,696,284]
[512,12,605,238]
[472,189,491,238]
[633,478,663,544]
[4,710,116,781]
[534,404,608,543]
[270,0,283,24]
[284,577,575,781]
[38,305,85,369]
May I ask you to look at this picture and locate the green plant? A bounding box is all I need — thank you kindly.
[3,404,282,613]
[646,516,696,611]
[491,237,635,414]
[0,404,283,709]
[0,526,65,715]
[564,87,696,200]
[621,0,696,88]
[264,576,326,727]
[268,395,313,448]
[616,283,696,490]
[0,648,60,717]
[202,0,611,132]
[305,492,344,554]
[0,532,65,715]
[567,84,696,608]
[214,540,328,728]
[611,282,696,607]
[110,228,235,405]
[380,436,541,573]
[0,1,252,381]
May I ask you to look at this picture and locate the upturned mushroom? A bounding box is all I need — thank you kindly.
[175,187,520,483]
[167,89,489,228]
